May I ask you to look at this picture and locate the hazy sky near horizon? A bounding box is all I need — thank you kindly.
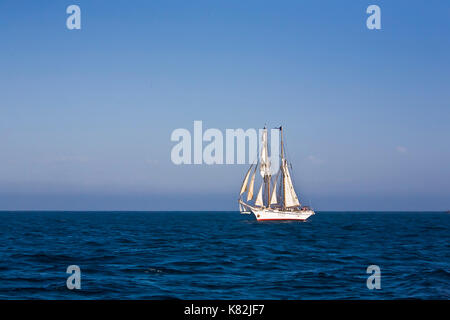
[1,1,449,210]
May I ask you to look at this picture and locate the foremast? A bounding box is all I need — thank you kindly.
[259,127,271,208]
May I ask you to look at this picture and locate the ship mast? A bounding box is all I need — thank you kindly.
[266,171,270,209]
[260,127,272,208]
[280,126,285,209]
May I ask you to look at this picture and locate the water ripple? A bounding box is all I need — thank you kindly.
[0,211,448,299]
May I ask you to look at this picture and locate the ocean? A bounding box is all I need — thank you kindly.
[0,211,448,299]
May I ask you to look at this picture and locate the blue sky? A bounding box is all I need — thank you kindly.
[0,0,449,210]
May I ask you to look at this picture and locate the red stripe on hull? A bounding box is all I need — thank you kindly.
[256,218,307,221]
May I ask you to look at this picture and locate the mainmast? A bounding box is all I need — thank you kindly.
[280,126,286,209]
[266,174,270,208]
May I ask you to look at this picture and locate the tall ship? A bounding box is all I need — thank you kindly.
[238,126,315,221]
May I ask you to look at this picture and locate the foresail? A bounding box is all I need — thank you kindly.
[246,169,256,201]
[283,161,301,208]
[255,183,264,207]
[240,164,253,196]
[270,181,277,205]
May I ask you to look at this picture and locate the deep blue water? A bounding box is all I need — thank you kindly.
[0,211,448,299]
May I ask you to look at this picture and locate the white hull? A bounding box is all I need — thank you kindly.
[251,208,315,221]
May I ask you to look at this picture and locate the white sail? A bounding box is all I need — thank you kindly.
[246,169,256,201]
[240,164,253,196]
[283,160,300,208]
[259,128,271,178]
[255,183,264,207]
[270,181,277,205]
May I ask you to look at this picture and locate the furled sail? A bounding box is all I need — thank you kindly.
[246,168,257,201]
[255,183,264,207]
[259,128,271,178]
[283,160,301,208]
[240,164,253,196]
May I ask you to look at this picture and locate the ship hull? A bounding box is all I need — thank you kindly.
[250,208,315,221]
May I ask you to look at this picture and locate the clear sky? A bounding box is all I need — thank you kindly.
[0,0,449,210]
